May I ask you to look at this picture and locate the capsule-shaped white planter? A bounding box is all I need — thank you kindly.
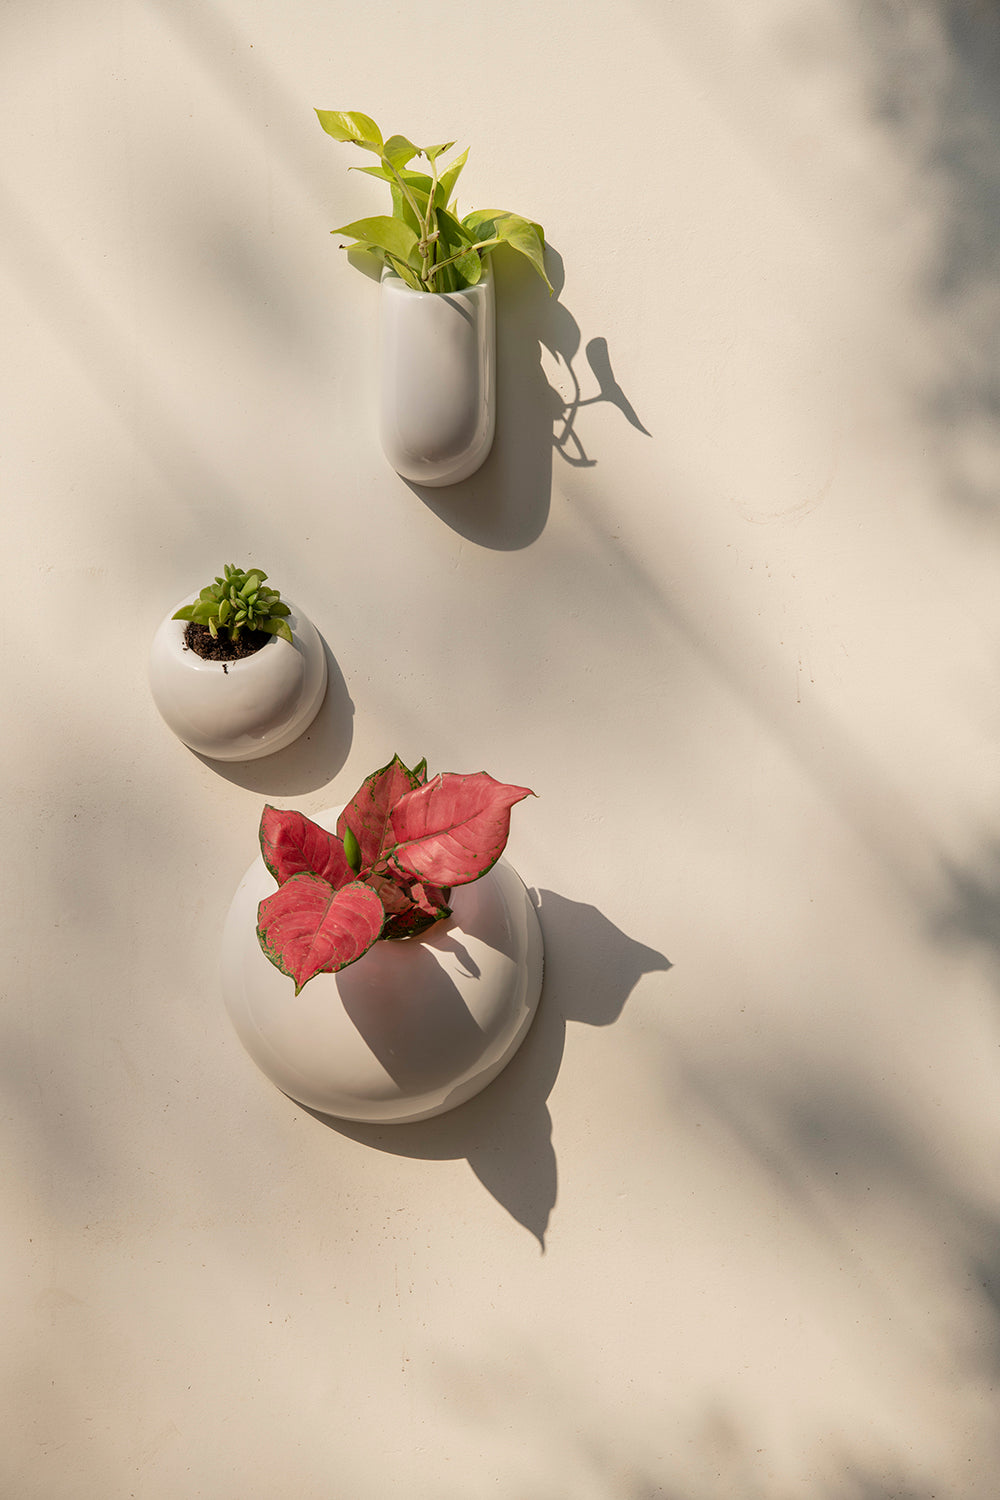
[379,266,496,486]
[149,595,328,761]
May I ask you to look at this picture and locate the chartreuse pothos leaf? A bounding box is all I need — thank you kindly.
[384,255,422,290]
[389,772,534,887]
[332,216,420,269]
[353,163,434,197]
[463,210,553,290]
[314,109,383,152]
[431,208,481,289]
[435,148,468,209]
[316,110,551,294]
[258,805,355,890]
[391,183,424,239]
[357,167,431,241]
[257,874,384,993]
[382,134,420,171]
[423,140,456,163]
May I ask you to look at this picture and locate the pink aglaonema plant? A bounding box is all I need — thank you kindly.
[256,755,534,993]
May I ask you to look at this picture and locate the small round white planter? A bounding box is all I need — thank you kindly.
[379,266,496,487]
[222,810,543,1123]
[149,595,328,761]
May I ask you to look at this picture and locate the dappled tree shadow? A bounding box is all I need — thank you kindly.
[433,1333,959,1499]
[934,838,1000,960]
[835,0,1000,523]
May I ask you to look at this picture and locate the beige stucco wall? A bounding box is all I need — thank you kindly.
[5,0,1000,1494]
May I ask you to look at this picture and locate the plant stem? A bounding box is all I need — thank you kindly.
[429,236,501,278]
[381,157,425,239]
[420,153,441,290]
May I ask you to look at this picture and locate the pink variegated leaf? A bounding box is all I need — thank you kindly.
[380,875,452,940]
[259,805,354,890]
[351,863,450,940]
[366,867,421,918]
[381,904,448,941]
[256,873,384,993]
[389,772,533,887]
[336,754,424,872]
[407,879,452,918]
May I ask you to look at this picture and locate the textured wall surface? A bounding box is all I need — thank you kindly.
[5,1,1000,1495]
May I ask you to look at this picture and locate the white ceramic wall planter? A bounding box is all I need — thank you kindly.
[222,809,543,1123]
[149,595,328,761]
[379,267,496,487]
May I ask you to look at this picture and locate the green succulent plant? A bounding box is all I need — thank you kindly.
[173,564,293,645]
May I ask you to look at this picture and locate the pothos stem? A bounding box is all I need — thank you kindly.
[429,235,501,278]
[382,157,425,239]
[420,152,441,290]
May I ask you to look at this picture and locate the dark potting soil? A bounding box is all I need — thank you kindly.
[182,622,273,663]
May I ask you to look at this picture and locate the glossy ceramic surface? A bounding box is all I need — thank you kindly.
[379,267,496,486]
[222,812,543,1122]
[148,595,328,761]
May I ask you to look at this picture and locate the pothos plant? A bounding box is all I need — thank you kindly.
[257,755,533,993]
[315,109,553,295]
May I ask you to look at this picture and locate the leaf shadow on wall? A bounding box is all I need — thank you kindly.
[307,891,672,1249]
[404,247,650,551]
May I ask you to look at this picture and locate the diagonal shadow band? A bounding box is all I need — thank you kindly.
[304,891,672,1249]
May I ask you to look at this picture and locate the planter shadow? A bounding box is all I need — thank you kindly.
[405,255,557,549]
[195,639,354,795]
[406,246,649,550]
[307,890,672,1249]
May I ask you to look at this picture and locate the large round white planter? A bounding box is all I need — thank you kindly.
[149,595,328,761]
[379,267,496,487]
[221,811,543,1122]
